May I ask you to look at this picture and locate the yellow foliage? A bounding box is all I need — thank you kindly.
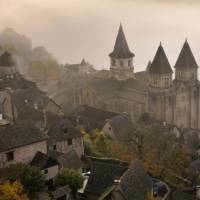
[0,181,29,200]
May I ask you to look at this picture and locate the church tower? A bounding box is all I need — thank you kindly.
[109,24,135,80]
[148,43,173,89]
[175,40,198,81]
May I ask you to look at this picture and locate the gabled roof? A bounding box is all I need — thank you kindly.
[119,160,152,200]
[0,120,48,152]
[175,40,198,70]
[149,43,173,74]
[85,157,128,196]
[31,151,59,170]
[50,149,82,170]
[109,24,135,59]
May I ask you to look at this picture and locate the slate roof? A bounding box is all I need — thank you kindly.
[79,105,120,124]
[118,160,152,200]
[13,87,49,110]
[175,40,198,70]
[51,185,71,199]
[50,149,82,170]
[0,73,35,91]
[149,43,173,74]
[85,157,128,196]
[107,114,132,140]
[30,151,59,170]
[0,120,48,152]
[0,51,14,66]
[109,24,134,59]
[46,112,82,144]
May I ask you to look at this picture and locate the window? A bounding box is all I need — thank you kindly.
[63,128,68,134]
[112,59,116,66]
[67,138,72,146]
[53,144,57,150]
[6,151,14,161]
[128,60,131,67]
[44,169,48,174]
[120,60,123,67]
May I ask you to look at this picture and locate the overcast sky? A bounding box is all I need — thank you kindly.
[1,0,200,71]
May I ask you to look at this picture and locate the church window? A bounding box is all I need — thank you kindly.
[6,151,14,161]
[120,60,123,67]
[112,59,116,66]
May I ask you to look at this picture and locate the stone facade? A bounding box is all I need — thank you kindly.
[0,140,47,168]
[49,137,84,158]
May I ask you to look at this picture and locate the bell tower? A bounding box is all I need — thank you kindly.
[109,24,135,80]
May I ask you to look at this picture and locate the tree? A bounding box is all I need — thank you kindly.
[55,168,84,196]
[0,181,29,200]
[6,163,45,198]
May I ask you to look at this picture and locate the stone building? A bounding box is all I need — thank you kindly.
[62,24,200,129]
[0,120,48,168]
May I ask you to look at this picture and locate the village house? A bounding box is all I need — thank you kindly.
[0,120,48,168]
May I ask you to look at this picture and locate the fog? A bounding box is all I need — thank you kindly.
[1,0,200,71]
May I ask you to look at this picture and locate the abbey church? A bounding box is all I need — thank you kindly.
[57,24,200,130]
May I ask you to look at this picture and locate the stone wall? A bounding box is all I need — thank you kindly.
[0,140,47,168]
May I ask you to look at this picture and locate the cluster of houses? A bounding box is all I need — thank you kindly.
[0,50,200,200]
[0,50,84,199]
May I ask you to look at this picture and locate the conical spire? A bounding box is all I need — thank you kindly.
[146,60,152,72]
[149,43,173,74]
[109,24,134,59]
[174,40,198,69]
[81,58,86,65]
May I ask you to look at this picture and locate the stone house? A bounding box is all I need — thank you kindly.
[102,113,131,140]
[31,151,59,181]
[0,120,48,168]
[46,112,84,158]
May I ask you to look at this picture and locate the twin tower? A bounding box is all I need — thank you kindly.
[109,24,198,86]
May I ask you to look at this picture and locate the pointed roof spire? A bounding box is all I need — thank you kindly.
[146,60,152,72]
[149,43,173,74]
[109,24,134,59]
[174,40,198,69]
[81,58,86,65]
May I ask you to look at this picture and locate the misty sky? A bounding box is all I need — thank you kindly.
[1,0,200,71]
